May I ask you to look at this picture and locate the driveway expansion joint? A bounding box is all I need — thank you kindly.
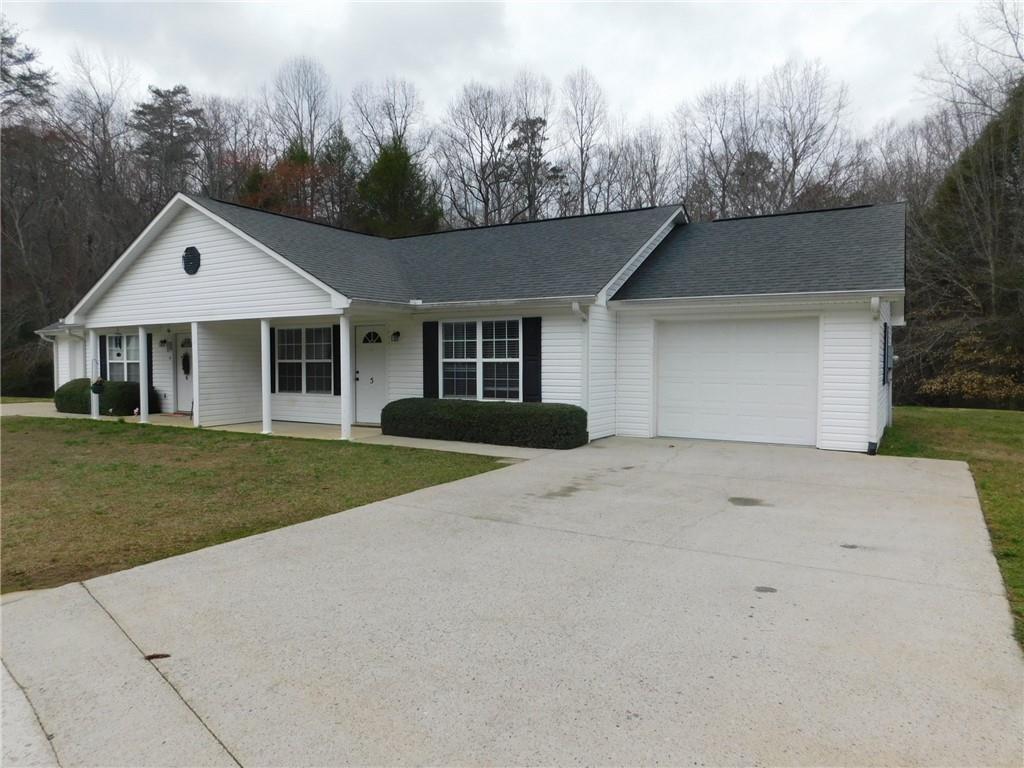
[79,582,244,768]
[395,502,1006,599]
[2,657,62,767]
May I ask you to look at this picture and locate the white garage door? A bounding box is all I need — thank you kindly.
[657,318,818,445]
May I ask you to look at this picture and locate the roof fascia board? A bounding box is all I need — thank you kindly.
[595,206,684,306]
[609,288,906,311]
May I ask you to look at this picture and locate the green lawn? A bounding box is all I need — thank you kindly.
[0,416,502,592]
[1,396,50,404]
[881,406,1024,644]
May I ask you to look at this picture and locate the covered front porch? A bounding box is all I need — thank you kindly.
[83,310,408,440]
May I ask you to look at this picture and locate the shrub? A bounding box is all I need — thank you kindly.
[381,398,588,449]
[915,332,1024,409]
[54,378,162,416]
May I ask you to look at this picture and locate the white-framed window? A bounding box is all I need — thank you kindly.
[106,334,140,382]
[441,319,521,401]
[277,326,333,394]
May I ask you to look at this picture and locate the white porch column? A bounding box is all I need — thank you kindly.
[138,327,149,424]
[261,319,273,434]
[339,313,353,440]
[88,329,100,419]
[191,321,201,427]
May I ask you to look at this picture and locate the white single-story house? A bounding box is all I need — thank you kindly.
[38,194,905,452]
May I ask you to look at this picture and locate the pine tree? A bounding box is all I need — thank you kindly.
[355,139,442,237]
[128,85,206,210]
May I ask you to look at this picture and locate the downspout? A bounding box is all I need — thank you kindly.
[572,301,589,417]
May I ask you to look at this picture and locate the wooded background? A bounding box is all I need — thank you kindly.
[2,2,1021,405]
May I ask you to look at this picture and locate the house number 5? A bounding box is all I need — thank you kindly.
[369,376,374,384]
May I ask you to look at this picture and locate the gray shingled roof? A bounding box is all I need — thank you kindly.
[189,197,411,302]
[190,196,681,303]
[393,206,680,302]
[36,321,69,334]
[613,203,906,300]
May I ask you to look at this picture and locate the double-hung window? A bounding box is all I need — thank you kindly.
[442,319,521,400]
[106,335,140,382]
[277,327,333,394]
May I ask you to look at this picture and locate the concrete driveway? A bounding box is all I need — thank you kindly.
[3,438,1021,766]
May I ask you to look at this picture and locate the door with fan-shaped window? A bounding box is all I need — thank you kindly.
[355,326,387,424]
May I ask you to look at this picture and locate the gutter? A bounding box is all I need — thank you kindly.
[609,288,906,309]
[398,295,596,310]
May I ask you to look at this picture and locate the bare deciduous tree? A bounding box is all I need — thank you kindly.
[434,82,518,226]
[268,56,338,158]
[350,77,425,159]
[561,66,606,214]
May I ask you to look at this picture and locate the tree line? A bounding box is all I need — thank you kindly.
[2,1,1021,406]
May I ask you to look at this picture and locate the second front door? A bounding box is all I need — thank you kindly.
[355,326,386,424]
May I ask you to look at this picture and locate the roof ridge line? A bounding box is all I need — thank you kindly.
[190,194,681,241]
[711,202,904,223]
[388,203,683,239]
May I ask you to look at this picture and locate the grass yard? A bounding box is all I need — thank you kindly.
[0,416,502,592]
[1,396,50,404]
[881,406,1024,644]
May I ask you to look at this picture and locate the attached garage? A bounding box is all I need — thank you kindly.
[656,317,819,445]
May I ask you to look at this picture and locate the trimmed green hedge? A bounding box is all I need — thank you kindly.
[54,378,162,417]
[381,398,588,449]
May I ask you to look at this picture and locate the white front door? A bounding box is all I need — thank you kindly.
[175,334,194,413]
[656,318,819,445]
[355,326,386,424]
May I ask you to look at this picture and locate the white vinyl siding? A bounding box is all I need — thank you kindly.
[540,312,584,406]
[86,207,335,326]
[195,320,261,427]
[53,335,85,389]
[587,304,616,438]
[818,311,875,451]
[386,320,422,401]
[615,314,655,437]
[271,393,341,424]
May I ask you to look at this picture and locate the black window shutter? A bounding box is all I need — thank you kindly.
[423,321,439,398]
[98,335,107,379]
[332,324,341,396]
[269,327,276,393]
[882,323,889,385]
[522,317,542,402]
[146,333,154,391]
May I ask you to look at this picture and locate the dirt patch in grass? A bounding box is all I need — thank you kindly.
[1,416,502,592]
[881,406,1024,645]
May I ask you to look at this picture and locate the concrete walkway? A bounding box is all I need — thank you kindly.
[0,401,549,460]
[2,438,1021,765]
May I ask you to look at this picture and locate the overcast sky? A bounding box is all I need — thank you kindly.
[7,1,973,133]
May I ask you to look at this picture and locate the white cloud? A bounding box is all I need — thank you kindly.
[6,0,972,132]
